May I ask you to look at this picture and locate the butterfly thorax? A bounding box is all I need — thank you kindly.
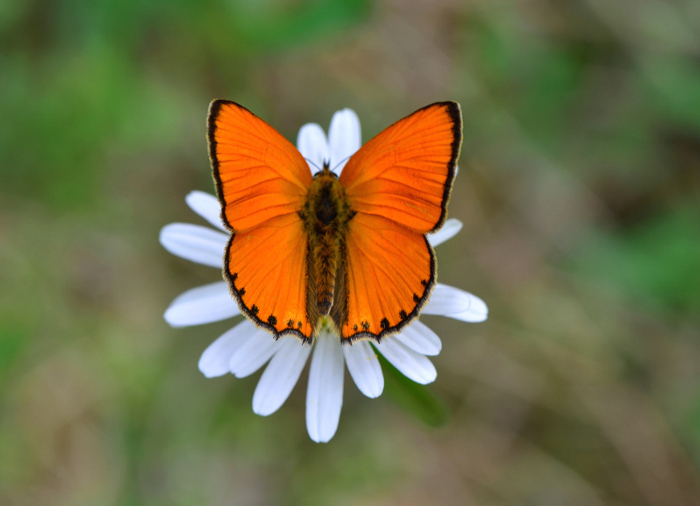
[299,165,355,335]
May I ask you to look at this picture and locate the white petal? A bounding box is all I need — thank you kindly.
[393,321,442,356]
[343,340,384,398]
[160,223,227,268]
[375,337,436,384]
[427,219,463,247]
[253,338,312,416]
[297,123,329,175]
[164,281,239,327]
[228,324,280,378]
[186,191,227,232]
[306,333,344,443]
[328,109,360,176]
[198,321,251,378]
[423,283,488,322]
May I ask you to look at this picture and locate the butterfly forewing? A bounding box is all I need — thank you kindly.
[209,100,315,340]
[339,102,461,234]
[338,102,462,341]
[209,101,312,232]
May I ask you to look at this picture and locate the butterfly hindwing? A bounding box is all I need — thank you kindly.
[225,213,314,340]
[340,213,434,341]
[209,100,314,340]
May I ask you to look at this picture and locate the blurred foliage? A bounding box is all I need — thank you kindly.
[377,352,451,428]
[1,0,700,505]
[572,205,700,313]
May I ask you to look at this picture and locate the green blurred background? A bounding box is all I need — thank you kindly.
[2,0,700,504]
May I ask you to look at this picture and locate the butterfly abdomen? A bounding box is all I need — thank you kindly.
[301,167,354,326]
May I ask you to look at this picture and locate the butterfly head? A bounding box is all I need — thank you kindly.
[311,160,339,180]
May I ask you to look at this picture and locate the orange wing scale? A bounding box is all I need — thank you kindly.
[339,102,461,341]
[339,102,460,234]
[341,213,434,340]
[209,100,314,341]
[209,101,312,232]
[225,213,314,338]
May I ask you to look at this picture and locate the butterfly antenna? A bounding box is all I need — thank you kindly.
[305,158,322,173]
[331,155,352,174]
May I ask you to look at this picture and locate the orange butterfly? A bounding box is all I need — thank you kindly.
[208,101,461,344]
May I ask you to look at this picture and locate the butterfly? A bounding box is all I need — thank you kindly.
[208,101,462,344]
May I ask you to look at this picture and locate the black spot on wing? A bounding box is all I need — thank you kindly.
[238,287,246,297]
[399,310,408,320]
[250,305,259,316]
[380,318,390,330]
[267,315,277,326]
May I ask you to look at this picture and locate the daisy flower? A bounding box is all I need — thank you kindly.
[160,108,488,443]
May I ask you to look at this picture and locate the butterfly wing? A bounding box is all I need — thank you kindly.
[209,101,312,232]
[225,213,314,340]
[338,102,461,341]
[208,100,315,340]
[339,102,460,234]
[337,212,435,341]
